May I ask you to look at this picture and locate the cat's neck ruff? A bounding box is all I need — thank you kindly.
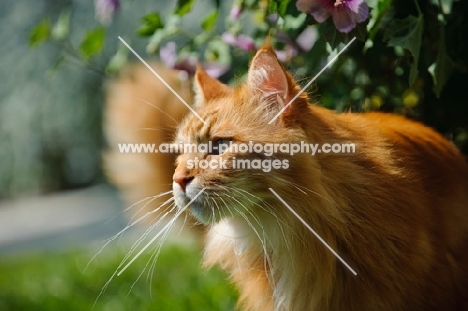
[207,216,260,256]
[204,212,333,310]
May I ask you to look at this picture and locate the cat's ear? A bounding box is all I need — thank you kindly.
[247,46,292,113]
[194,65,231,107]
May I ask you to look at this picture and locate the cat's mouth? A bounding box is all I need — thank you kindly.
[187,201,213,223]
[178,196,216,224]
[173,182,216,224]
[176,191,251,225]
[173,179,257,225]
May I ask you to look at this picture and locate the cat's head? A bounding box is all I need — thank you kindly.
[172,46,313,224]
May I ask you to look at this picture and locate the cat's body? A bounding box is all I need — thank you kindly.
[172,47,468,310]
[104,62,193,223]
[200,109,468,310]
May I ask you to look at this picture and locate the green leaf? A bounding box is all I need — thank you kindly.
[146,29,167,53]
[205,40,231,64]
[201,9,218,32]
[320,19,349,50]
[428,27,454,97]
[137,12,164,37]
[283,13,307,29]
[349,20,368,42]
[278,0,292,17]
[268,1,277,15]
[438,0,453,14]
[244,0,258,9]
[366,0,392,42]
[143,12,162,25]
[79,27,106,60]
[137,25,157,37]
[51,10,71,40]
[194,31,211,46]
[383,14,424,85]
[175,0,195,16]
[29,18,51,47]
[106,42,129,75]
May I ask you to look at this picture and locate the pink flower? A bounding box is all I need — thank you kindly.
[275,45,298,62]
[296,27,318,51]
[94,0,120,25]
[296,0,369,33]
[160,42,229,78]
[221,32,256,52]
[202,62,231,79]
[274,27,317,62]
[229,5,242,20]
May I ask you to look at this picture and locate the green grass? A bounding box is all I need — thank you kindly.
[0,243,238,311]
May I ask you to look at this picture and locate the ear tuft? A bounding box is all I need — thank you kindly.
[260,33,273,51]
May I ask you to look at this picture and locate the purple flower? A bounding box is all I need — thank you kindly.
[221,32,256,52]
[160,42,178,68]
[160,41,196,75]
[275,45,298,62]
[274,27,317,62]
[173,56,198,76]
[160,42,229,78]
[296,0,369,33]
[296,27,318,51]
[229,5,242,20]
[203,62,231,78]
[95,0,120,25]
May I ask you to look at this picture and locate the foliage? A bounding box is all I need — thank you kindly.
[0,244,238,311]
[383,14,423,85]
[28,0,468,148]
[29,18,51,47]
[80,27,106,60]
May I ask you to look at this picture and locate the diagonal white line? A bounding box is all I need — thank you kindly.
[268,37,356,124]
[117,188,206,276]
[268,188,357,275]
[118,36,207,124]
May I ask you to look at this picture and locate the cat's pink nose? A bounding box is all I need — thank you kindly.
[173,174,194,192]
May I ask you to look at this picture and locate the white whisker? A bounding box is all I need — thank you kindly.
[85,195,174,273]
[138,98,180,125]
[120,205,176,267]
[116,188,205,276]
[269,188,357,276]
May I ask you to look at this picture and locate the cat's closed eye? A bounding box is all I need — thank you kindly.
[210,138,232,155]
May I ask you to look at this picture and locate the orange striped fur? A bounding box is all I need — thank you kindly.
[171,46,468,310]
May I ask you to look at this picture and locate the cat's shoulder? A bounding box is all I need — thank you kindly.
[330,109,464,161]
[337,110,443,140]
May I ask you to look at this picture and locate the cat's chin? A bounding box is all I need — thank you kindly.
[173,191,218,224]
[189,202,218,224]
[186,197,254,225]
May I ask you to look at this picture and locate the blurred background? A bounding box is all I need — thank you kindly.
[0,0,238,310]
[1,0,467,309]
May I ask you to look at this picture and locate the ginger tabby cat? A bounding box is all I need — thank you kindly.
[171,45,468,310]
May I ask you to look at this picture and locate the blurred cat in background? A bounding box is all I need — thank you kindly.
[103,62,196,230]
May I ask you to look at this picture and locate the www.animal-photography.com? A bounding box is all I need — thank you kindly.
[1,0,468,310]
